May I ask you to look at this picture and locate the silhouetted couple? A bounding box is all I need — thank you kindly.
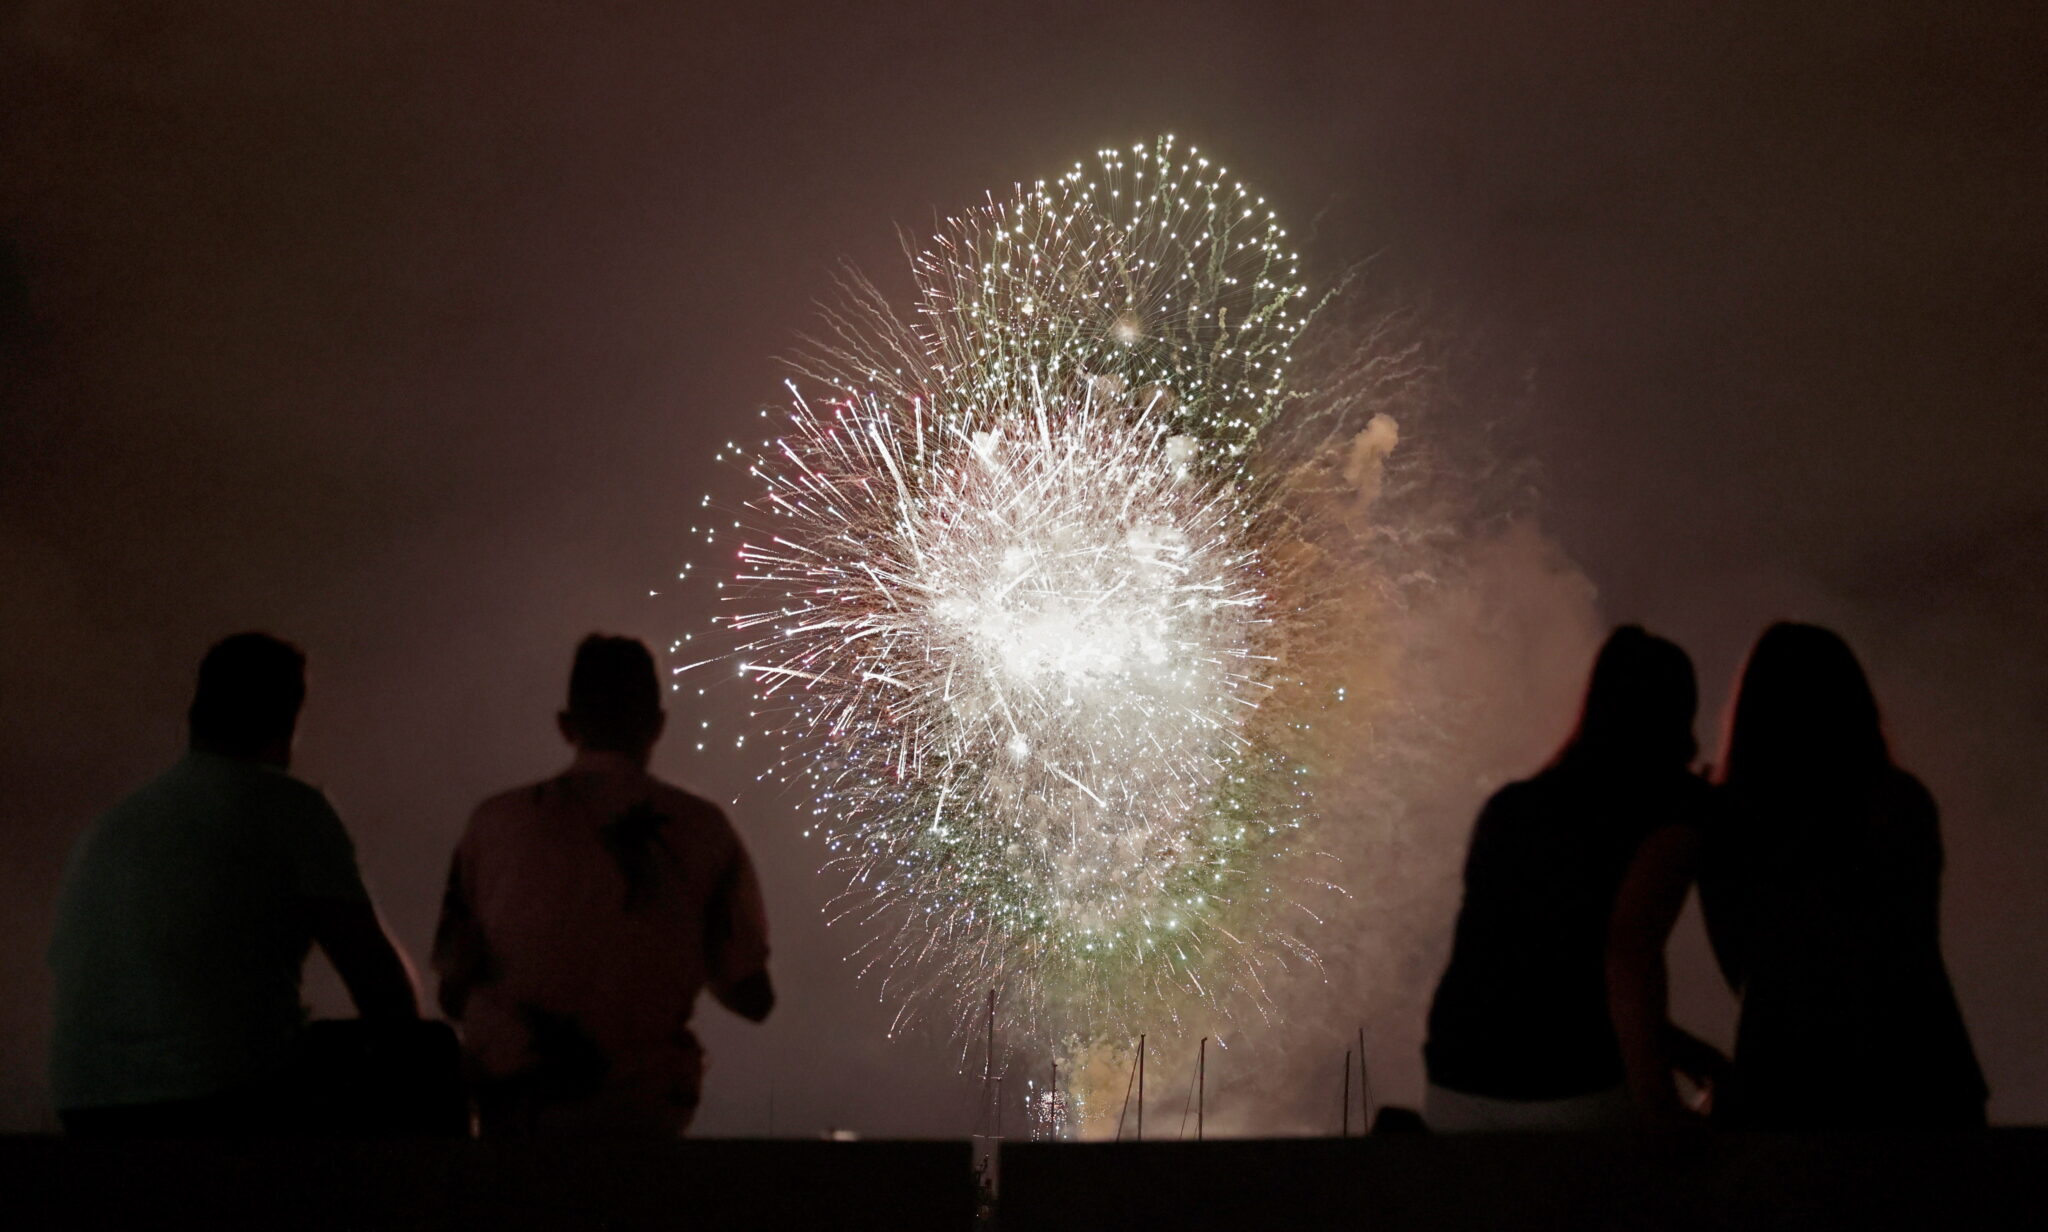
[49,632,771,1138]
[1423,623,1987,1131]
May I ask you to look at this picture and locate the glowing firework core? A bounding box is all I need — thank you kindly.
[917,398,1263,822]
[739,383,1269,941]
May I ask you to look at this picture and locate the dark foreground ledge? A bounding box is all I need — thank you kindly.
[7,1131,2043,1231]
[1000,1129,2048,1231]
[0,1135,973,1232]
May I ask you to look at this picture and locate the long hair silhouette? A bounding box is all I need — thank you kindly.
[1715,622,1890,793]
[1550,624,1698,772]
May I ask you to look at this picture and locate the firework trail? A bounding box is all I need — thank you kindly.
[685,137,1421,1058]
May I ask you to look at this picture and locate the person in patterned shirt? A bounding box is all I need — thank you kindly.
[435,635,772,1136]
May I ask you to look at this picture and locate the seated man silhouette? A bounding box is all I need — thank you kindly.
[434,634,773,1136]
[49,633,421,1136]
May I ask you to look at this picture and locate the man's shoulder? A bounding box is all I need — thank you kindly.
[635,779,751,866]
[1881,766,1936,812]
[241,764,348,831]
[641,776,733,828]
[122,754,336,820]
[461,772,724,819]
[468,777,563,825]
[265,765,342,811]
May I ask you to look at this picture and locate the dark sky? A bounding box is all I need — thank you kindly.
[3,1,2043,1132]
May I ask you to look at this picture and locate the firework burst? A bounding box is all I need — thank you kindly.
[687,138,1370,1052]
[803,135,1308,454]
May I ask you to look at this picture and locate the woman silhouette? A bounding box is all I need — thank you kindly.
[1423,626,1719,1130]
[1702,622,1987,1128]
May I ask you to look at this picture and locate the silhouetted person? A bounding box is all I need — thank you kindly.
[1423,626,1721,1130]
[48,633,420,1136]
[434,634,773,1136]
[1701,622,1987,1129]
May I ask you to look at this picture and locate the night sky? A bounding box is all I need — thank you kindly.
[3,1,2043,1133]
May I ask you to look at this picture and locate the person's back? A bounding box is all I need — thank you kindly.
[1711,770,1981,1126]
[1426,763,1712,1103]
[48,633,418,1134]
[435,634,772,1137]
[1702,623,1985,1129]
[1423,626,1715,1130]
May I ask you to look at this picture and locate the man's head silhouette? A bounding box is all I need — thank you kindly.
[558,634,666,763]
[188,632,306,766]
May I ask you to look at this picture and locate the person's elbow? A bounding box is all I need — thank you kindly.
[352,949,421,1020]
[717,970,775,1023]
[311,899,421,1020]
